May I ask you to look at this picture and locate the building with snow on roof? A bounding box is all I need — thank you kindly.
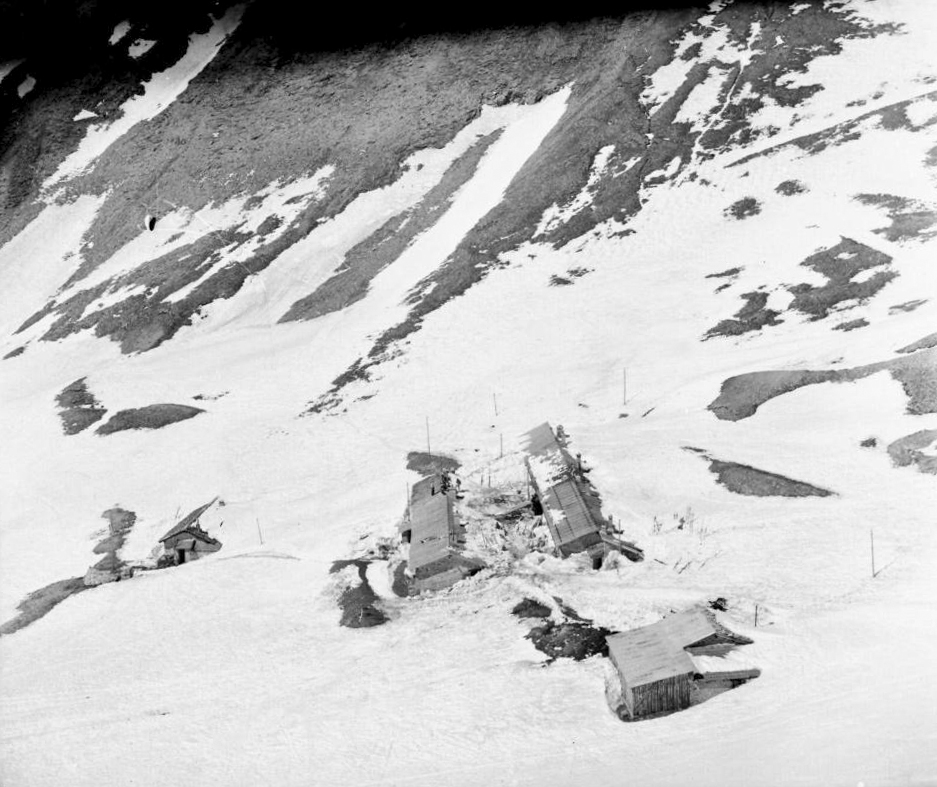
[522,422,642,568]
[402,474,485,594]
[159,498,222,565]
[606,607,760,721]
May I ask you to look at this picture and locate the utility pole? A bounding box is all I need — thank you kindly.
[623,367,627,405]
[256,517,264,546]
[425,416,431,457]
[754,604,759,628]
[493,393,499,417]
[500,433,504,458]
[870,528,875,578]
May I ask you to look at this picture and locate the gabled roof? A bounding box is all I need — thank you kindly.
[522,422,575,486]
[523,422,606,549]
[408,492,458,572]
[542,477,603,548]
[159,498,218,543]
[607,608,752,688]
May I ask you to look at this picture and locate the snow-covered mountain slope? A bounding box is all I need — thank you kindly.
[1,2,936,785]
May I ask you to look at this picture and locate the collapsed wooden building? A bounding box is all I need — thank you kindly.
[159,498,222,565]
[402,475,485,594]
[522,422,642,567]
[606,607,760,721]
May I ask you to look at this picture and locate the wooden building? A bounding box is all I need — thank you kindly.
[159,498,222,565]
[522,422,642,567]
[606,608,759,721]
[403,474,485,594]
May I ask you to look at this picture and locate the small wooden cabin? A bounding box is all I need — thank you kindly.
[606,608,759,721]
[522,422,642,566]
[159,499,222,565]
[404,474,484,594]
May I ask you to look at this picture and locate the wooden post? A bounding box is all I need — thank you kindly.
[425,416,431,457]
[256,517,264,546]
[500,433,504,458]
[493,393,499,417]
[870,528,875,578]
[754,604,759,628]
[623,367,627,405]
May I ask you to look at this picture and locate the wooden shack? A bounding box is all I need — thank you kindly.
[404,474,484,594]
[606,608,759,721]
[159,498,222,565]
[522,422,642,566]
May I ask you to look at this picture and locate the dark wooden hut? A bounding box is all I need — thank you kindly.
[159,498,222,565]
[606,608,759,720]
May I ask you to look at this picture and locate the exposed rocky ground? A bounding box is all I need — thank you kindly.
[709,347,937,421]
[96,403,204,435]
[55,377,107,434]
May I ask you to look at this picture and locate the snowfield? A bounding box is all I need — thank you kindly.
[1,1,936,785]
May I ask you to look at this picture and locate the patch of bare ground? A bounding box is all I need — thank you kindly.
[887,430,937,475]
[549,266,592,286]
[406,451,461,477]
[725,197,761,220]
[706,266,742,279]
[898,332,937,354]
[685,449,833,497]
[854,193,937,243]
[709,347,937,421]
[775,179,806,196]
[787,237,895,321]
[392,561,411,598]
[512,598,552,619]
[330,559,387,628]
[56,377,107,434]
[834,318,868,332]
[523,598,611,662]
[705,291,782,339]
[280,130,502,323]
[0,578,87,637]
[1,503,142,633]
[96,403,204,435]
[889,299,927,314]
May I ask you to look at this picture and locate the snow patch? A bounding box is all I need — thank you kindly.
[128,39,157,58]
[109,20,131,45]
[16,75,35,98]
[0,59,23,84]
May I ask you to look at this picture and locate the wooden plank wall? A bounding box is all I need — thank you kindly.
[631,675,692,719]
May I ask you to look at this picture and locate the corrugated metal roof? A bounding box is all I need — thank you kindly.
[543,478,602,547]
[523,422,573,485]
[411,475,444,506]
[408,492,457,572]
[523,423,607,550]
[607,609,746,688]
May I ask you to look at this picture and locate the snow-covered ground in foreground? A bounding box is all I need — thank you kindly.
[1,2,937,786]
